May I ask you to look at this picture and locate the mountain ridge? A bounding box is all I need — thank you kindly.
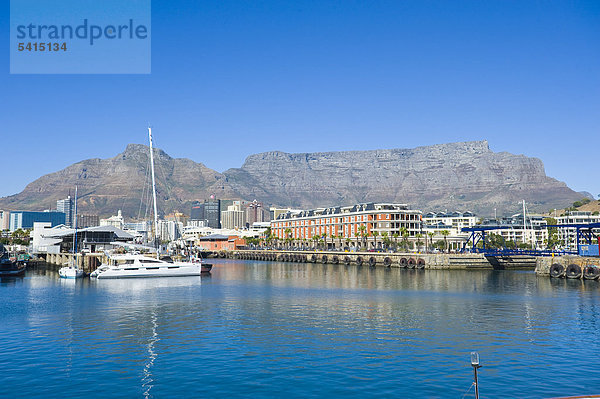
[0,140,584,218]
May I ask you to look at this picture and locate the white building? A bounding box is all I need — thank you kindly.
[100,210,124,230]
[556,211,600,248]
[157,220,183,242]
[221,201,246,229]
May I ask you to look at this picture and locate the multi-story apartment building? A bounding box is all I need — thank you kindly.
[480,214,548,248]
[221,201,246,229]
[271,203,422,249]
[556,211,600,248]
[56,196,74,227]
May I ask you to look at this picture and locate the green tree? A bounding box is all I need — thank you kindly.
[372,230,379,249]
[415,233,423,251]
[358,225,367,250]
[440,230,450,252]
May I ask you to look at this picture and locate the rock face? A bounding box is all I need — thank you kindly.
[223,140,581,215]
[0,144,236,218]
[0,140,583,217]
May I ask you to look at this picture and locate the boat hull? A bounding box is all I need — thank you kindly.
[97,264,203,279]
[59,267,84,279]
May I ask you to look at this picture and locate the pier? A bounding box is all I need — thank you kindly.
[43,252,105,273]
[218,250,536,270]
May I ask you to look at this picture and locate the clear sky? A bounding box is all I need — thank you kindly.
[1,1,599,198]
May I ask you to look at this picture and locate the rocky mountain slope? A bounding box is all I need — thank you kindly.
[0,140,583,217]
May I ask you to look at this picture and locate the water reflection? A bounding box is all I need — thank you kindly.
[0,261,599,398]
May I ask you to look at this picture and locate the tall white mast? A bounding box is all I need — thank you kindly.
[148,127,159,258]
[522,199,527,245]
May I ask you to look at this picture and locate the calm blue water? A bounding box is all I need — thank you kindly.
[1,260,599,398]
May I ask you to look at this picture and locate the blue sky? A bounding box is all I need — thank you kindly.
[1,0,599,198]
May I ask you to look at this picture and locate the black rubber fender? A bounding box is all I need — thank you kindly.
[331,255,339,264]
[368,256,376,266]
[416,258,425,269]
[583,265,600,280]
[407,258,416,269]
[566,263,582,279]
[356,256,363,266]
[399,258,408,268]
[344,256,351,265]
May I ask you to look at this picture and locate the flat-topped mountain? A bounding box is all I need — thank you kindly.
[0,140,583,217]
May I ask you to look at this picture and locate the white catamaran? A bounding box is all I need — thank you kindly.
[92,127,208,279]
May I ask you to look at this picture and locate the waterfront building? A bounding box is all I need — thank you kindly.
[271,203,422,250]
[56,196,74,227]
[9,210,66,232]
[221,201,246,229]
[480,214,549,248]
[195,234,246,251]
[421,211,479,251]
[0,210,10,231]
[556,211,600,248]
[270,207,303,221]
[77,214,99,229]
[100,210,125,230]
[38,225,134,253]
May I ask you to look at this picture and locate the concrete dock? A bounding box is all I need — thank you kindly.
[220,250,537,270]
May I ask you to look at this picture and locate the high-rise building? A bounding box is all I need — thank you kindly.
[246,200,269,225]
[57,196,74,227]
[221,201,246,229]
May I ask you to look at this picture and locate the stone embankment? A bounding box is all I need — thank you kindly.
[218,250,536,270]
[536,255,600,280]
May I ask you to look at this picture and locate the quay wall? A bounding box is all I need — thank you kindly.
[43,253,105,273]
[535,255,600,277]
[219,250,536,270]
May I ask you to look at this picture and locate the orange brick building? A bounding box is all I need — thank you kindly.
[271,203,422,249]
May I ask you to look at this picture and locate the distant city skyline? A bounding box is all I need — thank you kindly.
[1,1,599,198]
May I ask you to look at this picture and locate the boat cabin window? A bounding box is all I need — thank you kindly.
[143,260,161,264]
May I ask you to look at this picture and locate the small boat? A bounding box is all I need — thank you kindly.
[0,244,25,276]
[0,255,26,276]
[94,254,203,279]
[190,256,213,273]
[58,263,84,279]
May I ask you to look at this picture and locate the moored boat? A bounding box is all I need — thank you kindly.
[94,254,203,279]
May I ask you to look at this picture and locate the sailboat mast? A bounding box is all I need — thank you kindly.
[72,186,78,254]
[522,199,527,245]
[148,127,160,258]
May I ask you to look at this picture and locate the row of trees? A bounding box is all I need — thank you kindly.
[256,227,453,252]
[0,228,31,246]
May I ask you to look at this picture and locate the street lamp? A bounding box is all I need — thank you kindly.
[470,352,482,399]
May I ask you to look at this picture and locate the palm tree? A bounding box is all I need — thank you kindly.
[427,232,435,252]
[381,232,389,249]
[415,233,423,252]
[441,230,450,252]
[399,227,409,251]
[358,225,367,250]
[345,237,352,249]
[392,233,399,251]
[372,231,379,250]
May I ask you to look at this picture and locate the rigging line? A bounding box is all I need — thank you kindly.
[460,382,475,399]
[151,135,175,208]
[137,153,152,221]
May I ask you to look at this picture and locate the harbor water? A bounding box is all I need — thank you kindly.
[1,260,599,398]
